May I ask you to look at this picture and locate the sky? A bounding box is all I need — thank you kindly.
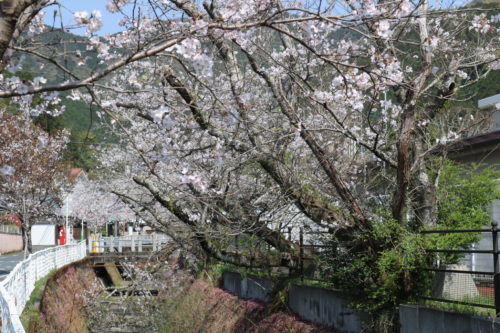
[43,0,478,36]
[43,0,128,36]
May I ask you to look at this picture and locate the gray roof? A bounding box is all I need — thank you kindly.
[479,94,500,109]
[435,130,500,154]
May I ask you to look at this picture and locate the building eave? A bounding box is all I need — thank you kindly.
[435,130,500,155]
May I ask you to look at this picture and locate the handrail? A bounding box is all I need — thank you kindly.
[0,234,170,333]
[0,242,87,333]
[89,234,170,253]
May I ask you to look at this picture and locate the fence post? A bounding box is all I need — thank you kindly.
[278,223,282,252]
[288,227,293,277]
[493,221,500,316]
[299,227,304,282]
[53,247,56,269]
[235,234,239,265]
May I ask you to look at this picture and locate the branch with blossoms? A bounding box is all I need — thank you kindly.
[0,1,498,322]
[0,110,68,254]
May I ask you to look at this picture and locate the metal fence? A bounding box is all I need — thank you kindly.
[296,228,334,282]
[0,225,20,235]
[88,234,171,254]
[295,227,500,315]
[420,227,500,314]
[0,242,87,333]
[246,225,500,316]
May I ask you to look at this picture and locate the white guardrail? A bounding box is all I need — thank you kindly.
[89,235,170,253]
[0,242,87,333]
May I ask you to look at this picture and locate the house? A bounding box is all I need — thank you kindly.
[0,212,22,254]
[443,94,500,273]
[67,168,87,184]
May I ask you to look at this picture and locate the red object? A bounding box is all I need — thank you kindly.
[477,286,494,297]
[1,214,22,227]
[58,226,65,245]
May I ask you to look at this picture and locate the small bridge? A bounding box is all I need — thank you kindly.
[88,235,170,254]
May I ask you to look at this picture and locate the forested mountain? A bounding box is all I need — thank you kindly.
[10,28,110,171]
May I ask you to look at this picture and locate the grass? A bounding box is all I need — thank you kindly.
[20,269,56,331]
[290,277,337,289]
[159,279,325,333]
[207,263,338,291]
[423,295,496,318]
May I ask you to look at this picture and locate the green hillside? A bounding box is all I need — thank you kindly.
[8,28,111,171]
[467,0,500,7]
[20,28,101,84]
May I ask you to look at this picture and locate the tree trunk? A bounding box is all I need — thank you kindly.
[413,174,437,229]
[0,0,47,68]
[26,225,32,253]
[0,0,18,64]
[21,224,32,258]
[412,140,438,230]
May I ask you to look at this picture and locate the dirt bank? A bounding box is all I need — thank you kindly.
[160,279,327,333]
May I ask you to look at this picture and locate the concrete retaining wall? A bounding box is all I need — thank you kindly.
[400,304,500,333]
[222,271,273,302]
[0,233,22,254]
[222,271,500,333]
[288,284,363,333]
[222,271,365,332]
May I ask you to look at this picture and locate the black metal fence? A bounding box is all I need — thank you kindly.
[296,227,334,282]
[233,225,500,315]
[420,226,500,315]
[285,226,500,315]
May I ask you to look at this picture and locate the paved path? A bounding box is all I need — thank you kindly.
[0,246,53,282]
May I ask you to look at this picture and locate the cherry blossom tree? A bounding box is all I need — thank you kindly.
[0,0,499,325]
[0,110,67,255]
[68,0,498,241]
[1,0,496,235]
[69,178,136,233]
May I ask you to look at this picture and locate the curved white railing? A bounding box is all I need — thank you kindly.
[0,242,87,333]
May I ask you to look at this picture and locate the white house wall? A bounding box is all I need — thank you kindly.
[31,225,56,246]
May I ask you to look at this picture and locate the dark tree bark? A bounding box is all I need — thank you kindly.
[21,223,32,256]
[0,0,46,68]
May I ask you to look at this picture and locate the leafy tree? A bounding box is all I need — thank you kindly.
[33,113,65,135]
[316,160,500,328]
[0,111,67,255]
